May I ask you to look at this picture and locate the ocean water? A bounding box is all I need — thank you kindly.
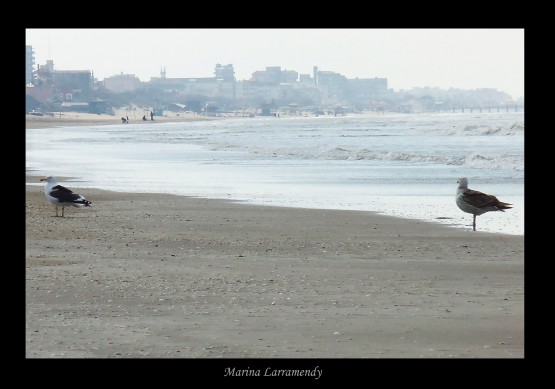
[26,111,524,235]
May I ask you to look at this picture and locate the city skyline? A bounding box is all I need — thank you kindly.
[26,29,524,100]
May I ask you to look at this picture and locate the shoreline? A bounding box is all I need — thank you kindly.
[26,177,524,358]
[25,171,523,237]
[26,109,476,129]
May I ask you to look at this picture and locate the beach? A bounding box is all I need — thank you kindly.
[25,178,524,358]
[26,114,524,359]
[25,111,218,129]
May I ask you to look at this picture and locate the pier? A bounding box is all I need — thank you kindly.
[434,104,524,113]
[388,104,524,114]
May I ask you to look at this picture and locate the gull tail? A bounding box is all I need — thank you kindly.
[74,199,92,207]
[496,201,512,212]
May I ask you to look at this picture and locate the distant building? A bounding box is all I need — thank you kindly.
[26,45,35,85]
[104,73,141,93]
[288,83,321,106]
[26,58,55,105]
[147,76,189,91]
[147,64,236,100]
[313,66,319,85]
[251,66,280,84]
[236,80,282,103]
[43,60,54,73]
[26,84,55,104]
[348,77,388,104]
[299,74,313,84]
[251,66,298,84]
[281,70,298,83]
[316,70,348,103]
[52,70,92,92]
[27,65,93,102]
[214,64,235,81]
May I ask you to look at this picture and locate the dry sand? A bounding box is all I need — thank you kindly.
[25,177,524,359]
[26,111,218,129]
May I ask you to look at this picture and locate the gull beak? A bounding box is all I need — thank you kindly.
[40,177,47,182]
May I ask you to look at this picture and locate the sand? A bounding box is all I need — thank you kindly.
[26,111,219,129]
[25,177,524,359]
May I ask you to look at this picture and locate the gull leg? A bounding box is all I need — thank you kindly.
[55,206,58,217]
[472,214,476,231]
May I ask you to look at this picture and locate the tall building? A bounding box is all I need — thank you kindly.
[43,60,54,73]
[214,64,235,81]
[313,66,318,85]
[26,45,35,85]
[317,70,348,102]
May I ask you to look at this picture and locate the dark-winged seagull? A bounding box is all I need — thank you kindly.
[456,177,512,231]
[40,176,92,217]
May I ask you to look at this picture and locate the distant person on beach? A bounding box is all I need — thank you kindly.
[143,115,147,121]
[121,117,126,123]
[150,111,154,121]
[126,116,129,123]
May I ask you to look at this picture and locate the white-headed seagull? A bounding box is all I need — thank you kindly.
[40,176,92,217]
[456,177,512,231]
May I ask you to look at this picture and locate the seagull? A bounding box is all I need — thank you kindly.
[456,177,512,231]
[40,176,92,217]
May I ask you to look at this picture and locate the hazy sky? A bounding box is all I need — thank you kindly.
[25,29,524,99]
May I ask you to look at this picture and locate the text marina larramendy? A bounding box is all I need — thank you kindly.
[224,366,322,379]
